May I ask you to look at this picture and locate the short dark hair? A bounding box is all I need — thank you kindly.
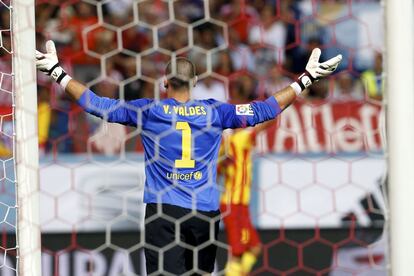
[165,57,196,90]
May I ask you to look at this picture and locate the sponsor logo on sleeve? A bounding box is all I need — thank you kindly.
[235,104,254,116]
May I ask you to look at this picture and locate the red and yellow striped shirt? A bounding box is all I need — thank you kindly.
[220,128,256,206]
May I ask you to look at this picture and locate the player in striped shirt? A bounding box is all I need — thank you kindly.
[219,120,274,275]
[36,40,341,275]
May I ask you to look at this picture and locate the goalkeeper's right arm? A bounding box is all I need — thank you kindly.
[36,40,147,126]
[36,40,86,100]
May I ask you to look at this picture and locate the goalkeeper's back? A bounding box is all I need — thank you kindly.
[140,96,281,211]
[77,89,281,211]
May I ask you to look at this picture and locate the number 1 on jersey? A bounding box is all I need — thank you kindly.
[175,122,195,168]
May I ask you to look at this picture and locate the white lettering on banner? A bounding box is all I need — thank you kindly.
[59,253,70,276]
[274,107,306,153]
[1,251,138,276]
[321,104,335,152]
[108,251,135,276]
[334,118,364,152]
[360,104,382,151]
[75,251,107,276]
[42,253,52,276]
[301,105,323,152]
[42,252,69,276]
[256,130,269,154]
[42,251,70,276]
[269,101,382,153]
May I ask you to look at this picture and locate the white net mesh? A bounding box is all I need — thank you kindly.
[0,0,389,275]
[0,0,18,275]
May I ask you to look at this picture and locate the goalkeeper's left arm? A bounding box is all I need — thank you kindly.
[36,40,149,126]
[217,48,342,129]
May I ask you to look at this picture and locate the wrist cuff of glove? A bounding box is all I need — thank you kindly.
[48,64,72,89]
[48,64,65,82]
[59,75,72,90]
[290,71,316,96]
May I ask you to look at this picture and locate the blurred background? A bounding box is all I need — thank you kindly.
[0,0,386,275]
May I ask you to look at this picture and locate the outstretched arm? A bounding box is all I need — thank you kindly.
[64,79,88,100]
[218,48,342,129]
[35,40,149,126]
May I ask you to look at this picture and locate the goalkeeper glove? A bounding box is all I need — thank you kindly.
[36,40,72,89]
[290,48,342,95]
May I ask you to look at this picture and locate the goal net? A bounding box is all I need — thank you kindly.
[1,0,390,275]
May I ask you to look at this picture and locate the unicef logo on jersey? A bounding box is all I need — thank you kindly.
[235,104,254,116]
[193,171,202,180]
[166,171,203,181]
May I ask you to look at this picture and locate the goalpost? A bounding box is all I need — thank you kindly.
[387,0,414,275]
[12,0,41,275]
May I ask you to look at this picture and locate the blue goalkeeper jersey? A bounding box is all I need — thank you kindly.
[78,90,281,211]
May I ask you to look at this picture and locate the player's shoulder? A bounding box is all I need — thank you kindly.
[198,98,228,108]
[127,98,154,107]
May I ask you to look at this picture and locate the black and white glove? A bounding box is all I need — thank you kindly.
[291,48,342,95]
[36,40,71,87]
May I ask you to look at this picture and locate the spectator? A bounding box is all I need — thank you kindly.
[105,0,132,18]
[189,23,222,74]
[0,19,12,159]
[122,57,154,100]
[192,76,227,102]
[228,30,255,72]
[248,4,287,66]
[0,38,12,106]
[194,22,220,50]
[94,28,117,55]
[64,2,100,82]
[31,0,368,157]
[332,72,364,101]
[91,62,120,100]
[361,52,383,100]
[138,1,168,25]
[65,2,98,57]
[219,0,259,43]
[214,50,235,77]
[38,86,52,155]
[40,5,72,46]
[0,142,11,159]
[230,75,258,101]
[122,25,152,54]
[174,0,204,23]
[264,65,292,97]
[159,24,188,52]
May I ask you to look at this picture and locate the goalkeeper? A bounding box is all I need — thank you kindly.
[36,40,341,275]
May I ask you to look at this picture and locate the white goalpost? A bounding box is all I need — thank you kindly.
[387,0,414,275]
[12,0,42,275]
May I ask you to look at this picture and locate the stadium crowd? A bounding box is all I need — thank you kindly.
[0,0,383,157]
